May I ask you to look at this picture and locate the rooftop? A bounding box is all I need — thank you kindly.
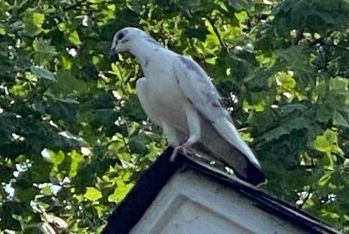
[102,147,340,234]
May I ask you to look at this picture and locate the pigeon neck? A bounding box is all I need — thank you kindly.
[129,37,163,67]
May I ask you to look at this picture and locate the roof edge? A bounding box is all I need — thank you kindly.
[101,147,340,234]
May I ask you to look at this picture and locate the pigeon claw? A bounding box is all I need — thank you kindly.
[170,143,190,161]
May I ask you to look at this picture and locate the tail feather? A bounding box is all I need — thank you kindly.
[212,118,261,168]
[237,158,265,186]
[193,118,265,186]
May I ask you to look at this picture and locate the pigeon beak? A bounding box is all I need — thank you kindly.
[110,48,117,61]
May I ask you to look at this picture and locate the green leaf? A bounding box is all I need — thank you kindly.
[0,26,6,35]
[30,158,52,183]
[84,187,102,201]
[43,149,65,165]
[32,12,45,27]
[30,66,57,81]
[129,133,151,154]
[258,117,310,142]
[318,171,332,187]
[313,135,332,154]
[0,165,13,183]
[51,150,65,165]
[333,111,349,128]
[23,11,45,36]
[108,180,133,203]
[69,150,84,177]
[0,202,22,230]
[32,38,58,64]
[9,84,29,97]
[276,72,296,90]
[329,77,349,91]
[56,69,90,94]
[14,177,39,202]
[69,31,82,46]
[313,129,343,156]
[226,0,252,11]
[276,46,312,73]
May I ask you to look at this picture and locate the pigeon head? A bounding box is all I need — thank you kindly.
[110,27,149,59]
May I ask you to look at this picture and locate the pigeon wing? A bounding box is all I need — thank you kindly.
[171,55,261,169]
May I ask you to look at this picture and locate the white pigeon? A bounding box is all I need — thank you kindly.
[110,27,265,185]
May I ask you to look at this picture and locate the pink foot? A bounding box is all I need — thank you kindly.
[170,143,190,161]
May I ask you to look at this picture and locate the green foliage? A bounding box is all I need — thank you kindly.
[0,0,348,233]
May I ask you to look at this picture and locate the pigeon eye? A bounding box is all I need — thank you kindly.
[118,32,125,40]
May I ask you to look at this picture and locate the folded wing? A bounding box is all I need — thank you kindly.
[171,55,265,185]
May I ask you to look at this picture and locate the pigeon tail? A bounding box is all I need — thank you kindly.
[233,155,265,186]
[194,117,266,186]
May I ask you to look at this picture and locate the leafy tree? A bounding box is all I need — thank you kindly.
[0,0,348,233]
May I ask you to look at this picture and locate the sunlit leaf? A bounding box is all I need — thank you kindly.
[314,134,332,154]
[84,187,102,201]
[108,180,133,203]
[69,150,84,177]
[32,12,45,26]
[51,150,65,165]
[23,11,45,36]
[0,26,6,35]
[69,31,82,46]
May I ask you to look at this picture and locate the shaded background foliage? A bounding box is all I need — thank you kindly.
[0,0,349,233]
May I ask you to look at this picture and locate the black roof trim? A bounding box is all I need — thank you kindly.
[101,147,340,234]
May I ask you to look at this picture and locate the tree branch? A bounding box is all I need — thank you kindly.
[205,16,226,50]
[293,28,304,45]
[298,186,313,209]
